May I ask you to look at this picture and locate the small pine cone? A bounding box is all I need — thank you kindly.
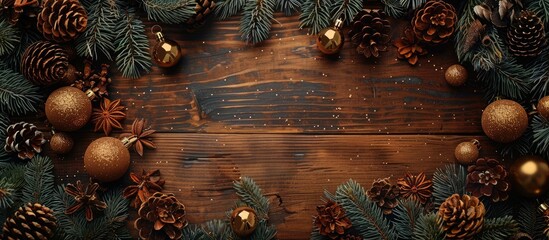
[2,203,57,240]
[4,122,45,160]
[135,192,187,240]
[462,19,486,53]
[366,178,399,214]
[186,0,216,30]
[21,41,77,86]
[348,9,391,58]
[412,0,457,45]
[314,200,352,238]
[37,0,88,42]
[507,10,546,57]
[466,158,510,202]
[437,194,485,239]
[394,28,428,65]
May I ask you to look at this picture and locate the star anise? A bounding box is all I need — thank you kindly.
[121,118,156,156]
[65,179,107,221]
[396,172,433,204]
[123,169,165,209]
[91,98,126,136]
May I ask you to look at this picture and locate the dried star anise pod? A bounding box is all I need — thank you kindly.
[123,169,165,209]
[65,179,107,221]
[91,98,126,136]
[397,172,432,204]
[70,60,111,101]
[121,118,156,156]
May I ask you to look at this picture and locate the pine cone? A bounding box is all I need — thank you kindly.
[70,61,112,101]
[348,9,391,58]
[135,192,187,240]
[466,158,510,202]
[37,0,87,42]
[412,0,457,45]
[4,122,45,160]
[314,200,352,239]
[507,10,546,57]
[474,0,522,28]
[21,41,77,86]
[2,203,57,240]
[366,178,399,214]
[397,172,432,204]
[5,0,40,27]
[186,0,216,30]
[394,28,428,65]
[437,194,485,239]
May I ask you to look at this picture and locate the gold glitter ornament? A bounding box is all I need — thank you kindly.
[317,19,344,55]
[230,207,258,237]
[84,137,130,182]
[445,64,468,87]
[50,132,74,154]
[454,139,480,165]
[538,96,549,119]
[151,25,182,67]
[511,155,549,197]
[481,99,528,143]
[45,86,92,132]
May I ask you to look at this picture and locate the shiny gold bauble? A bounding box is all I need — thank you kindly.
[317,20,344,55]
[445,64,468,87]
[84,137,130,182]
[230,207,258,237]
[454,139,480,165]
[45,86,92,132]
[481,99,528,143]
[537,96,549,119]
[510,155,549,198]
[49,132,74,154]
[152,39,182,67]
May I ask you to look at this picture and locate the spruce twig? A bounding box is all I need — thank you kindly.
[299,0,332,34]
[140,0,196,24]
[331,0,362,24]
[0,114,10,164]
[0,20,19,56]
[77,0,118,60]
[527,0,549,25]
[277,0,300,16]
[413,212,443,240]
[393,200,424,239]
[21,155,55,206]
[0,178,14,209]
[0,163,26,209]
[476,216,519,240]
[233,177,270,217]
[215,0,246,20]
[517,199,546,238]
[532,115,549,159]
[432,164,467,206]
[182,224,207,240]
[381,0,407,18]
[202,219,232,239]
[115,9,152,79]
[240,0,276,44]
[0,67,41,116]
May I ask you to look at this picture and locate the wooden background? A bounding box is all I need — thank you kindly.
[47,14,499,239]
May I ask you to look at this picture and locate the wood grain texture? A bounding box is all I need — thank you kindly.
[52,134,497,239]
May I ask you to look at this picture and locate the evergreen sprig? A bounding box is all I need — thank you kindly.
[202,219,232,239]
[140,0,196,24]
[182,224,207,240]
[0,20,19,56]
[249,219,277,240]
[0,178,14,209]
[21,155,55,206]
[0,163,26,209]
[399,0,426,10]
[240,0,276,44]
[527,0,549,25]
[2,29,40,70]
[233,177,270,217]
[0,67,41,116]
[299,0,332,34]
[0,115,10,163]
[330,0,362,25]
[455,0,483,62]
[277,0,300,16]
[381,0,407,18]
[432,164,467,206]
[412,213,443,240]
[532,115,549,158]
[517,199,546,238]
[115,9,152,79]
[215,0,246,20]
[476,216,519,240]
[393,200,424,239]
[77,0,118,60]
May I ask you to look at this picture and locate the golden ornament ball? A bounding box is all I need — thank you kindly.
[537,96,549,119]
[317,19,344,55]
[445,64,468,87]
[481,99,528,143]
[45,86,92,132]
[49,132,74,154]
[152,31,182,68]
[454,139,480,165]
[230,207,258,237]
[510,155,549,198]
[84,137,130,182]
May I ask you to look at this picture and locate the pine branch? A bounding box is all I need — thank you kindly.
[455,0,483,62]
[102,188,131,239]
[399,0,426,9]
[381,0,407,18]
[0,178,14,209]
[182,224,207,240]
[330,0,362,25]
[483,198,513,219]
[215,0,246,20]
[517,199,546,239]
[233,177,270,218]
[202,219,233,239]
[0,115,11,164]
[21,155,55,206]
[527,0,549,25]
[277,0,300,16]
[0,20,19,56]
[0,163,26,209]
[141,0,196,24]
[393,200,424,239]
[469,27,505,72]
[115,9,152,79]
[476,216,519,240]
[0,67,41,116]
[299,0,332,34]
[433,164,467,206]
[249,219,277,240]
[532,115,549,158]
[310,227,331,240]
[240,0,276,44]
[77,0,118,60]
[2,29,40,70]
[529,48,549,100]
[412,212,443,240]
[334,179,397,240]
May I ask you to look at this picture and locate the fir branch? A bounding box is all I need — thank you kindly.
[77,0,118,60]
[330,0,362,25]
[233,177,270,218]
[527,0,549,25]
[498,128,533,158]
[532,115,549,158]
[517,199,546,238]
[21,155,55,206]
[413,212,443,240]
[277,0,300,16]
[0,114,11,164]
[310,227,330,240]
[393,200,424,239]
[455,0,483,62]
[381,0,407,18]
[529,49,549,100]
[0,20,19,56]
[102,189,131,239]
[240,0,276,44]
[399,0,426,9]
[202,219,233,239]
[249,219,277,240]
[483,199,513,219]
[2,29,40,70]
[182,224,206,240]
[299,0,332,34]
[0,67,41,116]
[476,216,519,240]
[334,179,397,240]
[470,27,505,72]
[141,0,196,24]
[115,9,152,79]
[0,178,14,209]
[0,163,26,209]
[433,164,467,206]
[215,0,246,20]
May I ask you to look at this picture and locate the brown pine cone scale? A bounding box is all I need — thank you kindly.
[466,158,510,202]
[37,0,88,42]
[21,41,76,86]
[2,203,57,240]
[367,178,399,214]
[437,194,485,239]
[507,10,546,57]
[349,9,391,58]
[4,122,45,160]
[314,200,352,239]
[135,192,187,240]
[412,0,457,45]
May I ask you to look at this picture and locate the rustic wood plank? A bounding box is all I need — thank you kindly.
[51,134,497,239]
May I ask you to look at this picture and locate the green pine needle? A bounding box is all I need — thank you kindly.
[249,219,277,240]
[277,0,300,16]
[141,0,196,24]
[454,0,483,62]
[233,177,270,217]
[202,220,232,239]
[21,155,55,206]
[0,115,10,163]
[299,0,332,34]
[77,0,118,60]
[182,224,207,240]
[330,0,362,25]
[399,0,426,10]
[532,116,549,158]
[476,216,519,240]
[393,200,424,239]
[2,29,40,71]
[240,0,276,44]
[215,0,246,20]
[0,67,41,116]
[433,164,467,206]
[115,10,152,79]
[413,213,443,240]
[0,163,26,208]
[381,0,407,18]
[527,0,549,25]
[0,20,20,56]
[0,178,14,209]
[517,199,546,238]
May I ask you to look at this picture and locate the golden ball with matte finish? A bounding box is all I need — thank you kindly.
[454,139,480,165]
[511,155,549,198]
[538,96,549,119]
[317,26,344,55]
[45,86,92,132]
[445,64,468,87]
[230,207,258,237]
[84,137,130,182]
[50,132,74,154]
[481,99,528,143]
[152,39,182,67]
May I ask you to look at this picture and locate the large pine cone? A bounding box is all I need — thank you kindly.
[412,0,457,45]
[348,9,391,58]
[135,192,187,240]
[37,0,88,42]
[4,122,45,160]
[186,0,216,30]
[466,158,510,202]
[21,41,77,86]
[314,200,352,239]
[2,203,57,240]
[366,178,399,214]
[507,10,546,57]
[437,194,485,239]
